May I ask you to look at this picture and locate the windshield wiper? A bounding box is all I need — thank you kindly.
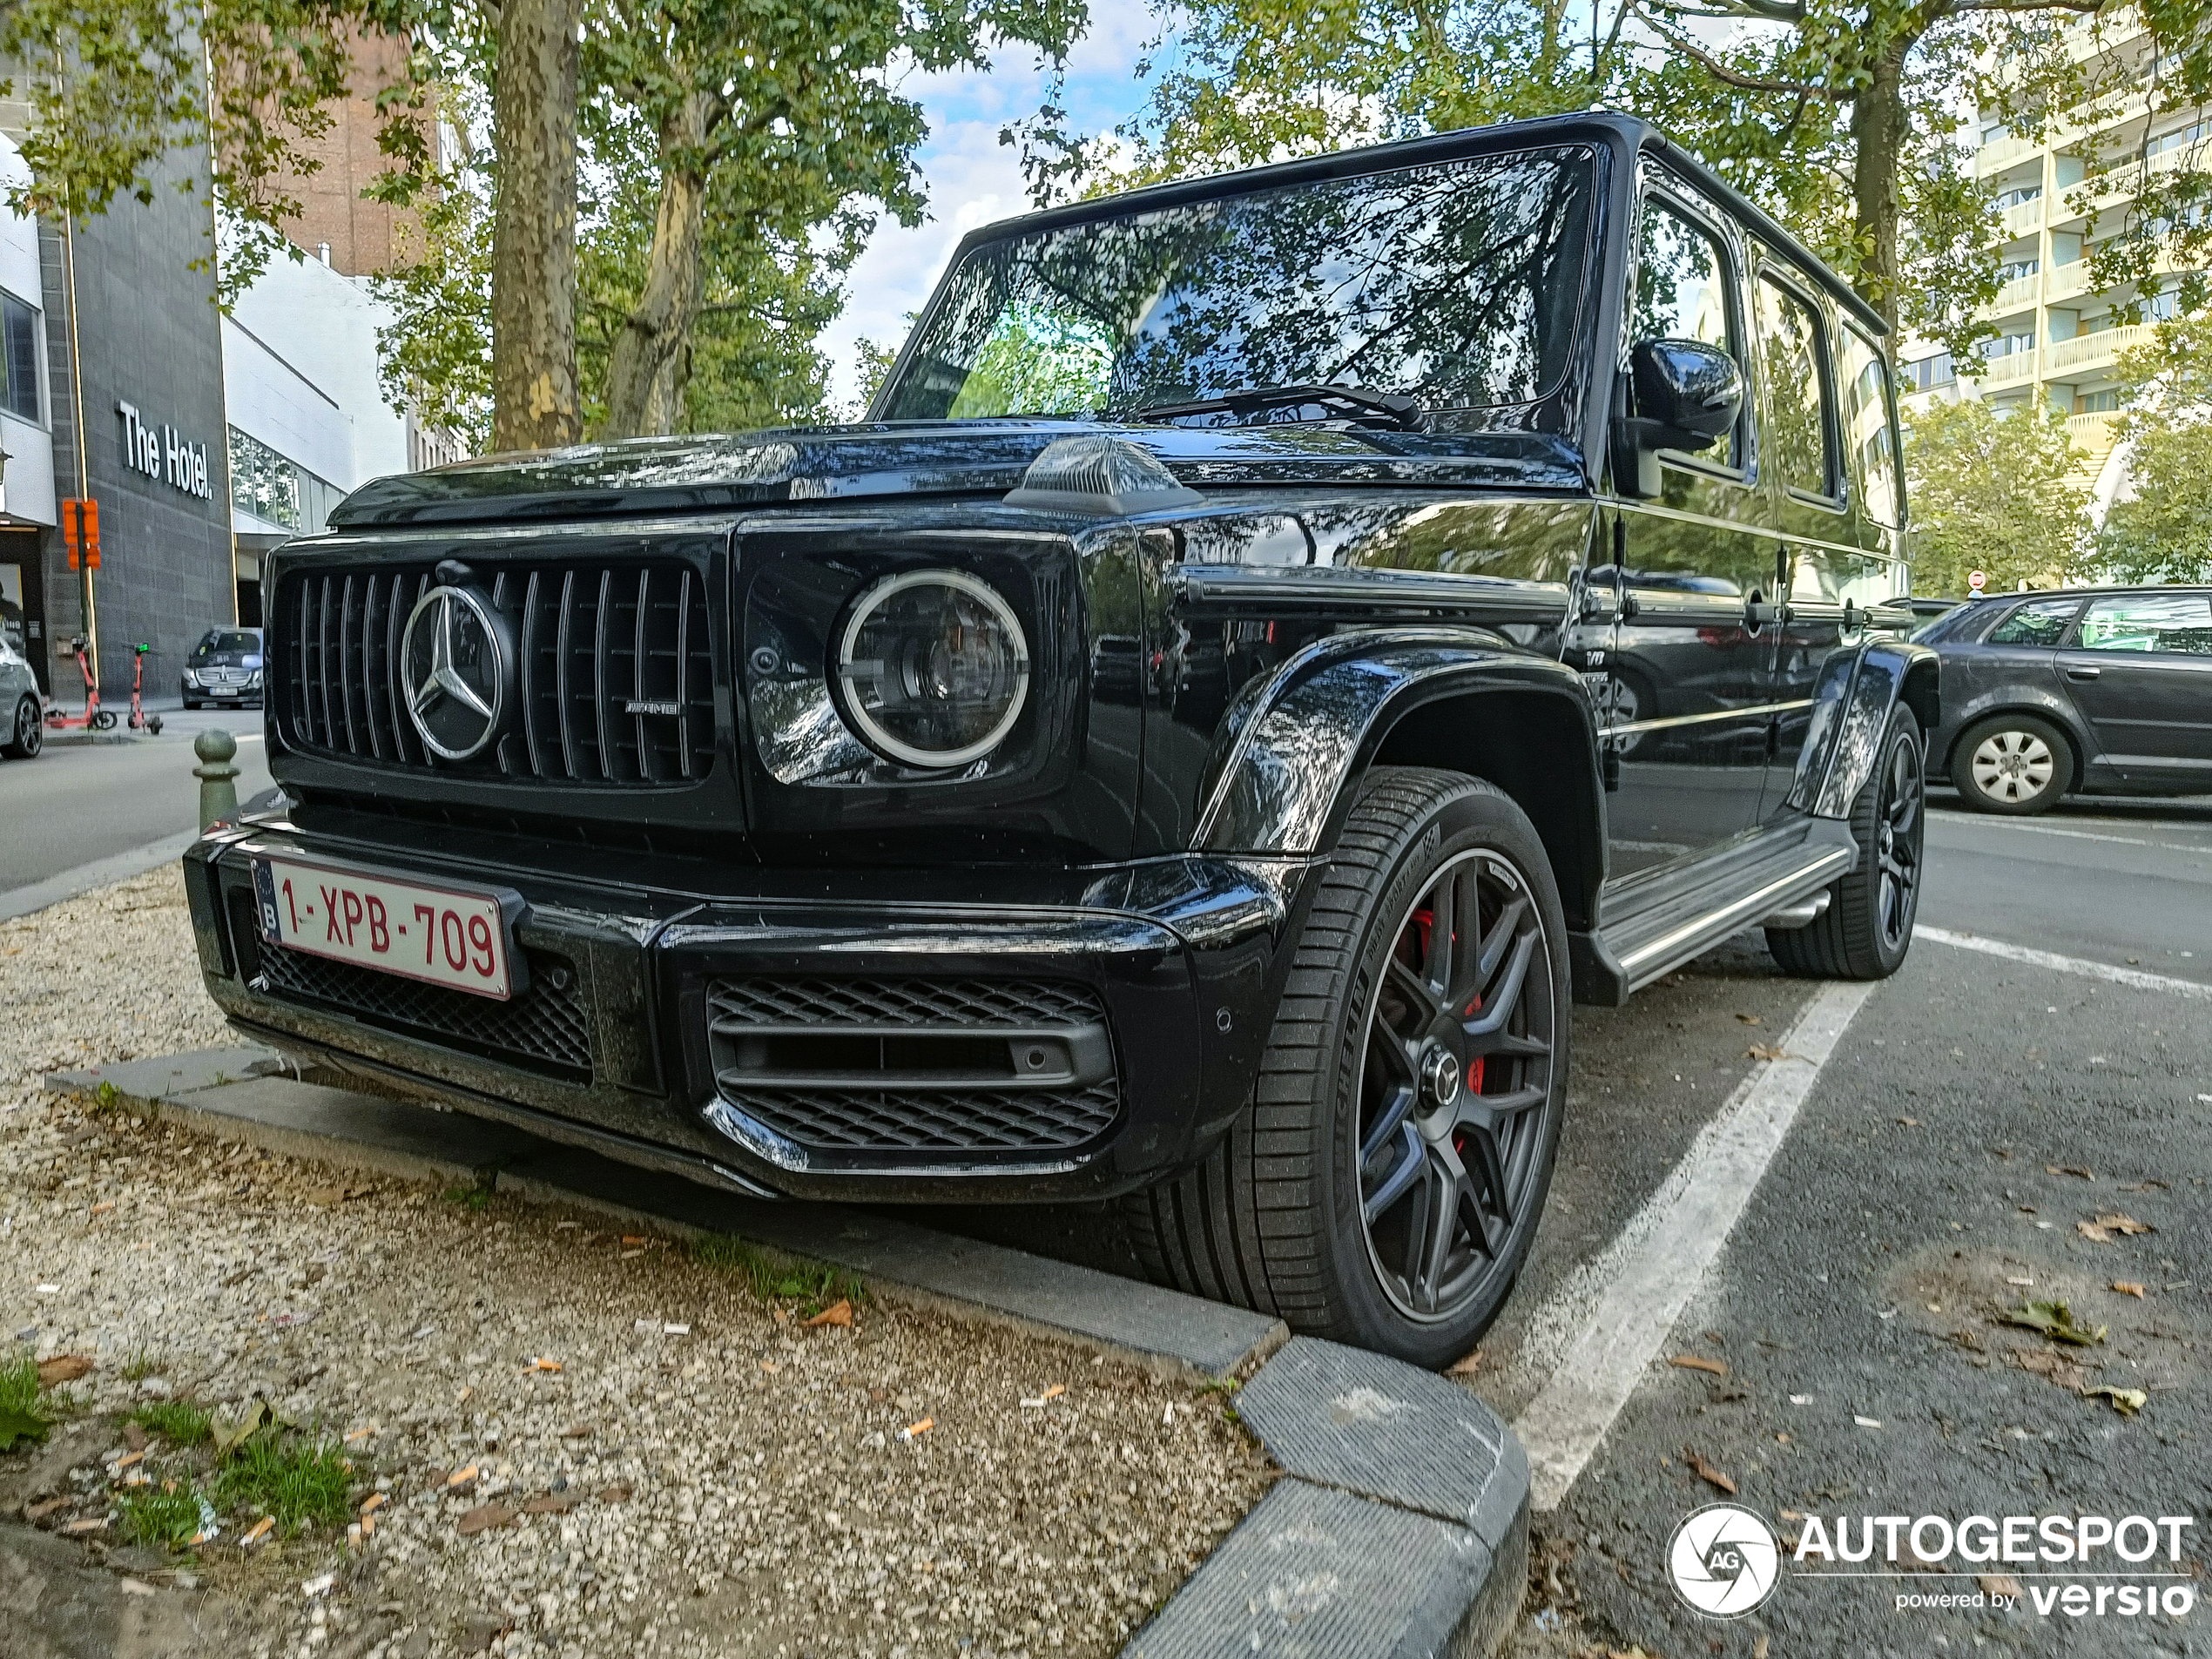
[1119,384,1428,432]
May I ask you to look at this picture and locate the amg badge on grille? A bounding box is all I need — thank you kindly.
[624,698,682,717]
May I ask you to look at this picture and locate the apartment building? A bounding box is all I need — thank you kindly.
[1899,11,2208,515]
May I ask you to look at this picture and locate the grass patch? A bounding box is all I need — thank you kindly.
[92,1080,120,1113]
[691,1234,866,1315]
[214,1435,354,1534]
[120,1352,162,1383]
[118,1484,207,1551]
[440,1182,492,1212]
[0,1351,51,1449]
[131,1400,214,1446]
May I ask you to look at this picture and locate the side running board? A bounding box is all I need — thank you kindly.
[1580,819,1859,1003]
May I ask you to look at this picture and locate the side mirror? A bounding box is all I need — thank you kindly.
[1614,338,1744,498]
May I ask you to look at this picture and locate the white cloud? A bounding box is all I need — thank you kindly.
[816,15,1158,413]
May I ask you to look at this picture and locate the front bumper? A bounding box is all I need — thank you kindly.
[185,806,1312,1204]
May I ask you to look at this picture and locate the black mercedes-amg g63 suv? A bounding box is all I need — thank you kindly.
[185,113,1935,1366]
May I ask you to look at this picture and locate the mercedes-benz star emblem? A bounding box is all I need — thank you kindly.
[400,585,508,761]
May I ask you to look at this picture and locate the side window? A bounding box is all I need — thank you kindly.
[1838,327,1901,527]
[1633,199,1739,469]
[2077,592,2212,655]
[1790,546,1904,608]
[1755,275,1835,499]
[1987,597,2083,646]
[0,293,37,424]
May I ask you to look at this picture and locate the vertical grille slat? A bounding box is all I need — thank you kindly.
[279,557,711,788]
[675,569,694,781]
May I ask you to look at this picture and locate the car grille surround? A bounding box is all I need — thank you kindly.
[280,561,714,786]
[704,975,1123,1161]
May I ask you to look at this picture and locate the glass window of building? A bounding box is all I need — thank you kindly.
[1838,328,1902,526]
[1,293,40,422]
[229,427,341,535]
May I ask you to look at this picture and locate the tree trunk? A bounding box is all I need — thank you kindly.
[1849,39,1911,333]
[601,96,718,439]
[489,0,583,453]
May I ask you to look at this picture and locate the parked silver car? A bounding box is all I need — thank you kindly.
[0,629,41,759]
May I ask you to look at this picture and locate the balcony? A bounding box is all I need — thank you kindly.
[1979,133,2040,172]
[2002,197,2046,238]
[1992,273,2042,312]
[2067,409,2122,454]
[2044,260,2094,301]
[2046,321,2149,374]
[1973,347,2040,388]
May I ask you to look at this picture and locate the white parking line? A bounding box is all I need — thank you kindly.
[1916,926,2212,998]
[1928,816,2159,848]
[1514,980,1874,1512]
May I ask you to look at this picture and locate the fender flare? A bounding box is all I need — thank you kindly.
[1789,637,1940,819]
[1191,627,1607,914]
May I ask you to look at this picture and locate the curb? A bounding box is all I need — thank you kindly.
[44,1048,1531,1656]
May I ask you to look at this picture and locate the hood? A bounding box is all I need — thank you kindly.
[326,419,1588,529]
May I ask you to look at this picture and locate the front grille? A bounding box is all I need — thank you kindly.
[725,1082,1121,1155]
[233,888,591,1078]
[281,562,713,786]
[705,975,1120,1158]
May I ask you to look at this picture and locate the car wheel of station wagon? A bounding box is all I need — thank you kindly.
[1126,766,1568,1368]
[1951,711,2072,816]
[1768,706,1924,981]
[2,693,40,759]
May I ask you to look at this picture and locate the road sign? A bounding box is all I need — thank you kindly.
[1967,570,1986,592]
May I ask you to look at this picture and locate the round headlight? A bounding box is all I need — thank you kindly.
[835,569,1030,769]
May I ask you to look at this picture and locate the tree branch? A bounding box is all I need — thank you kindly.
[1634,3,1843,98]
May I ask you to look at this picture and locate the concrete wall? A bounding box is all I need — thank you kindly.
[226,252,408,488]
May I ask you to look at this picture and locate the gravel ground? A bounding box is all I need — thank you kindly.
[1,868,1276,1658]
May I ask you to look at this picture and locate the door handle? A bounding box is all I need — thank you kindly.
[2065,665,2101,681]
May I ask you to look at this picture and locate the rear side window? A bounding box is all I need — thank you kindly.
[1633,199,1740,468]
[1986,597,2082,646]
[1838,328,1901,527]
[2078,591,2212,655]
[1755,276,1835,498]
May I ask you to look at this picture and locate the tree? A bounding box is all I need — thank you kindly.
[1901,397,2092,595]
[2097,311,2212,583]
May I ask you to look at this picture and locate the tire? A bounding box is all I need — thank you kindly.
[1126,766,1570,1367]
[1769,705,1924,980]
[1950,711,2074,815]
[1,693,41,759]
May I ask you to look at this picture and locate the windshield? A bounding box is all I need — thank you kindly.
[196,631,260,656]
[880,146,1595,426]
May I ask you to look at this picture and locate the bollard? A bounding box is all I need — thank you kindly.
[194,727,240,832]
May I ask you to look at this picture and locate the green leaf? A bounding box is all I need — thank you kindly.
[1997,1299,2107,1347]
[0,1403,51,1450]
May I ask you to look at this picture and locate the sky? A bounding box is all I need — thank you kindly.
[813,10,1164,413]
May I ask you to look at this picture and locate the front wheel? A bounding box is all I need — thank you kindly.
[1,693,41,759]
[1769,705,1924,980]
[1951,711,2073,815]
[1126,767,1569,1367]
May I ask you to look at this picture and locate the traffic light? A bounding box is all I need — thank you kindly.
[62,497,99,570]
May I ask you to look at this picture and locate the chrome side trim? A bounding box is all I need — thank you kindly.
[1602,698,1813,738]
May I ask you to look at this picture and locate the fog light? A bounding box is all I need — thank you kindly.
[834,569,1029,768]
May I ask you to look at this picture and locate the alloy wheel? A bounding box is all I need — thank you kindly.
[15,698,39,757]
[1356,847,1557,1321]
[1970,729,2054,805]
[1876,731,1923,950]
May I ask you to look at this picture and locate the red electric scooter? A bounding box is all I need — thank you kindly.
[43,636,117,732]
[125,642,162,734]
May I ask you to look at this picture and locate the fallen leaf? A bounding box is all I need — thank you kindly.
[1669,1354,1729,1378]
[456,1502,516,1536]
[1685,1451,1737,1494]
[2078,1222,2110,1242]
[35,1355,93,1387]
[1997,1300,2106,1346]
[122,1422,149,1452]
[804,1299,853,1329]
[2047,1165,2094,1180]
[1980,1574,2024,1599]
[599,1482,633,1503]
[1747,1043,1791,1062]
[1737,1013,1763,1025]
[2014,1348,2091,1392]
[522,1492,579,1514]
[2083,1386,2147,1417]
[2112,1281,2148,1298]
[2094,1213,2154,1236]
[211,1398,276,1460]
[1446,1347,1485,1378]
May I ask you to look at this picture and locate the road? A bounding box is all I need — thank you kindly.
[0,705,273,900]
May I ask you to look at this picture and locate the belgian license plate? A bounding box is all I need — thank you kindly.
[250,856,517,1000]
[214,686,239,697]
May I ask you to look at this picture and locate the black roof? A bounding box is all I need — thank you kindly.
[934,111,1888,339]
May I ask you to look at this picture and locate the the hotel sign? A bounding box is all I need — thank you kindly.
[118,401,212,501]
